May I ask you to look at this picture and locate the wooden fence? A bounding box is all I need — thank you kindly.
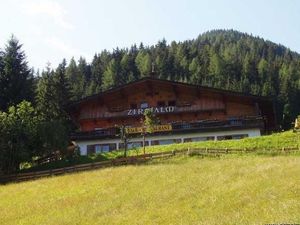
[0,147,299,184]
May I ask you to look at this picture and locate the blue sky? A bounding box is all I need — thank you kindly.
[1,0,299,71]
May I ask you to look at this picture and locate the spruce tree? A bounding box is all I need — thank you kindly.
[36,65,58,120]
[0,35,34,111]
[53,59,72,117]
[102,59,118,89]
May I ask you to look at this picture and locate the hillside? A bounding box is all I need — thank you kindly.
[1,155,300,225]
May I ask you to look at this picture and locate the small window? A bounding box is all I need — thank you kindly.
[168,100,176,106]
[140,102,148,109]
[130,103,137,109]
[87,145,95,154]
[95,145,102,153]
[157,101,165,107]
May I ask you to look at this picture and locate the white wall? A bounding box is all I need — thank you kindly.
[75,128,261,155]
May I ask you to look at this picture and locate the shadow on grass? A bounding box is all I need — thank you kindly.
[20,154,109,173]
[20,149,300,174]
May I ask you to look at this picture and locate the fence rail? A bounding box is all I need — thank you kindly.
[1,147,299,184]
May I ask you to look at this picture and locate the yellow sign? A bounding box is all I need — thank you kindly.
[125,124,172,134]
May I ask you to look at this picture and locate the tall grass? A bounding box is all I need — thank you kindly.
[1,155,300,225]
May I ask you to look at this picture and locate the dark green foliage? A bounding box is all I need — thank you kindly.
[35,59,72,157]
[0,36,34,111]
[0,38,72,174]
[36,65,58,120]
[0,101,39,173]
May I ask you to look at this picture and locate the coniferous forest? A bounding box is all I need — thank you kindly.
[0,29,300,173]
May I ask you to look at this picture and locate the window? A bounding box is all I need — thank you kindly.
[217,134,248,140]
[87,145,95,154]
[95,145,102,153]
[184,138,192,143]
[88,143,117,154]
[232,134,248,139]
[119,141,149,149]
[217,135,232,140]
[140,102,148,109]
[157,101,165,107]
[184,136,214,143]
[151,139,181,146]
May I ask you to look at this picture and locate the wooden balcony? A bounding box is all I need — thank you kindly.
[70,116,265,140]
[70,128,117,140]
[171,116,264,132]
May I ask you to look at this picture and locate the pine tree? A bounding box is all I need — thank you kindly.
[102,59,118,89]
[66,57,82,100]
[135,51,151,76]
[77,57,91,97]
[36,65,58,120]
[0,35,34,111]
[89,54,103,95]
[53,59,72,117]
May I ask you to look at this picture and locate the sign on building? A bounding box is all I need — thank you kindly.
[125,124,172,134]
[127,106,175,116]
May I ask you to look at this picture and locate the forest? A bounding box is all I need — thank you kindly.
[0,29,299,173]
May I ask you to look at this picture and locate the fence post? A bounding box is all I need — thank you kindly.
[282,147,285,153]
[225,148,228,154]
[187,147,190,156]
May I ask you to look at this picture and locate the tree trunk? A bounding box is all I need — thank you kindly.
[124,139,127,157]
[143,134,146,155]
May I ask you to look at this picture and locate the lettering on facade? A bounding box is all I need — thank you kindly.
[127,106,175,116]
[125,124,172,134]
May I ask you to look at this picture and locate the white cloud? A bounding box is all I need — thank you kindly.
[45,37,82,56]
[21,0,74,30]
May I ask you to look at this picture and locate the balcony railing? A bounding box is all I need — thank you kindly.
[70,116,265,140]
[70,128,117,140]
[171,116,264,131]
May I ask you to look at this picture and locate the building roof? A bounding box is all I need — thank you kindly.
[66,77,273,109]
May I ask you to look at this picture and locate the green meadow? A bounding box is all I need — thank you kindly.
[1,154,300,225]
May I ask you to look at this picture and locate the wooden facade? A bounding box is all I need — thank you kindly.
[67,78,276,154]
[68,78,276,134]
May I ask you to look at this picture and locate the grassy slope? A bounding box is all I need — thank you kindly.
[1,155,300,225]
[140,130,300,151]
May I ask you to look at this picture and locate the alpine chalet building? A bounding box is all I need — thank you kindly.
[67,78,276,155]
